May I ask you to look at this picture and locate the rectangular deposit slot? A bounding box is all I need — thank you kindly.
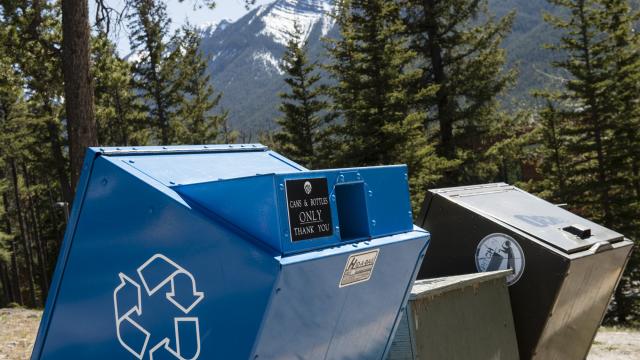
[335,182,371,241]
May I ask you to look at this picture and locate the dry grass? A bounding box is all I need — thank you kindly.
[0,308,638,359]
[0,309,41,360]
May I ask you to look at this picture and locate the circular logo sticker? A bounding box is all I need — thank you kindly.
[475,233,525,286]
[304,181,312,195]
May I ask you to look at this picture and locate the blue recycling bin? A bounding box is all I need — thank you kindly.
[32,145,430,360]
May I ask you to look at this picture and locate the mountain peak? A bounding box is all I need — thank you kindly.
[260,0,335,45]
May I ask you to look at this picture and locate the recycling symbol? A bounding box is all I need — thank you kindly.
[113,254,205,359]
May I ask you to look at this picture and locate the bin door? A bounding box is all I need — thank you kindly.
[446,185,624,254]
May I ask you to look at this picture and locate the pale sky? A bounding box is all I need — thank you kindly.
[94,0,274,56]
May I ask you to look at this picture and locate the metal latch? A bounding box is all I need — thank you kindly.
[562,224,591,239]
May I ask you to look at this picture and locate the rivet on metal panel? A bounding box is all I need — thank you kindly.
[368,190,373,197]
[404,173,408,181]
[284,233,289,238]
[279,184,284,191]
[335,225,340,232]
[101,178,108,186]
[338,175,344,182]
[408,211,413,217]
[371,220,377,227]
[356,173,361,180]
[331,194,336,202]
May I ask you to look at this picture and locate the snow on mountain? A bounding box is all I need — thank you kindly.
[259,0,335,45]
[198,0,337,133]
[253,50,284,75]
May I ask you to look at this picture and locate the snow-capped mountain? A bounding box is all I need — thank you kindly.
[200,0,563,135]
[199,0,337,134]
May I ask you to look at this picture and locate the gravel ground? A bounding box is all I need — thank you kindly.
[0,308,638,359]
[0,309,41,360]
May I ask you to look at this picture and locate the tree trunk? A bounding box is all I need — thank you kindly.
[22,164,49,302]
[10,159,37,307]
[0,262,10,306]
[62,0,98,193]
[3,193,22,305]
[424,0,454,160]
[46,118,72,205]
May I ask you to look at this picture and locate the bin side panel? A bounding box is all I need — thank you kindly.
[37,157,279,359]
[417,195,487,278]
[252,232,428,360]
[410,277,519,360]
[533,242,633,360]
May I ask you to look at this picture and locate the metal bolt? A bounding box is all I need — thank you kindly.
[371,220,377,227]
[356,173,361,180]
[368,190,373,197]
[338,174,344,182]
[331,194,336,202]
[279,184,284,191]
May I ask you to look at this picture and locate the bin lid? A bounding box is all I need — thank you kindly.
[101,144,305,186]
[410,270,511,299]
[433,183,624,254]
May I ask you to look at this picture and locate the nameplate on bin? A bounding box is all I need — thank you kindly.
[339,249,379,287]
[285,177,333,241]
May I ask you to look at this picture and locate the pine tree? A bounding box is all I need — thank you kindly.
[274,23,329,168]
[92,34,148,146]
[172,25,228,145]
[128,0,179,144]
[326,0,448,211]
[400,0,516,184]
[540,0,640,323]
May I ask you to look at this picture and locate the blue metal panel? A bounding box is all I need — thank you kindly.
[33,145,431,360]
[253,231,428,360]
[114,146,305,186]
[35,156,279,359]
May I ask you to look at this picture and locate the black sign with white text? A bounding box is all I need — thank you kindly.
[285,178,333,241]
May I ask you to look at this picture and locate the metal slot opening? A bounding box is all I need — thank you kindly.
[335,182,370,241]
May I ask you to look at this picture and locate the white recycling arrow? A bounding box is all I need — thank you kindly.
[113,273,150,360]
[136,254,205,314]
[149,318,201,360]
[114,254,204,359]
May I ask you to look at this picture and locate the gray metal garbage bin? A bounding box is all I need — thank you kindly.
[417,183,633,360]
[387,270,519,360]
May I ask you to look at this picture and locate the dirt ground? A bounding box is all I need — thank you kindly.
[0,308,639,359]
